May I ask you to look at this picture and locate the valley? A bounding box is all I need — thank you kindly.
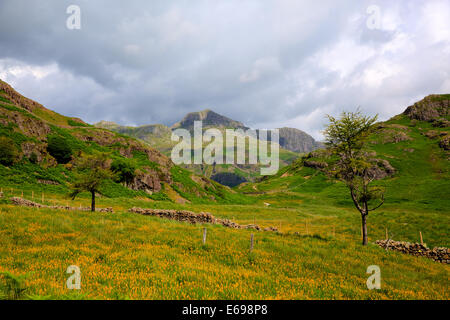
[0,80,448,300]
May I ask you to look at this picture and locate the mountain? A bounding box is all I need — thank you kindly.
[171,109,248,131]
[277,127,323,153]
[96,110,324,186]
[0,79,245,204]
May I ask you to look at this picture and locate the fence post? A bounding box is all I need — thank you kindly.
[385,228,388,240]
[420,231,423,245]
[203,228,207,245]
[250,233,254,252]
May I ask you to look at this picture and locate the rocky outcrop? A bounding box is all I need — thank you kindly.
[375,239,449,264]
[129,207,279,232]
[1,80,48,113]
[10,197,113,212]
[439,134,450,150]
[277,127,324,153]
[303,160,328,169]
[403,95,450,122]
[368,159,396,179]
[129,169,163,193]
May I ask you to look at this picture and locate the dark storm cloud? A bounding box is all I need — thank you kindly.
[0,0,449,139]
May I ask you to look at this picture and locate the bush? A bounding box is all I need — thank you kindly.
[47,135,72,164]
[0,137,19,166]
[211,172,247,187]
[29,152,38,164]
[111,158,137,186]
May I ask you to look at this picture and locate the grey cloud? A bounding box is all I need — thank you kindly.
[0,0,449,140]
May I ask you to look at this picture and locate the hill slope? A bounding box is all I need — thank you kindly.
[0,79,246,204]
[239,94,450,246]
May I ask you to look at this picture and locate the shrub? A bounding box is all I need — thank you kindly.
[29,152,38,164]
[0,137,19,166]
[47,135,72,164]
[111,158,137,186]
[211,172,247,187]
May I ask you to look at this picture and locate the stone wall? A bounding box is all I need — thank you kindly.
[376,239,449,264]
[10,197,113,213]
[129,207,278,232]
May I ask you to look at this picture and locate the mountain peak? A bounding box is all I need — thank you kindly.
[171,109,248,130]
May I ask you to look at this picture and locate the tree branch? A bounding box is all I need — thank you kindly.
[368,194,385,212]
[350,188,364,214]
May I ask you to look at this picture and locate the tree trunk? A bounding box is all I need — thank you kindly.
[361,213,368,245]
[91,191,95,212]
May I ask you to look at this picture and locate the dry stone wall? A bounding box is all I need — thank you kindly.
[10,197,113,213]
[129,207,278,232]
[376,239,449,264]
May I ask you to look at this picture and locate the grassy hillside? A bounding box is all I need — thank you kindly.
[0,80,247,204]
[238,97,450,248]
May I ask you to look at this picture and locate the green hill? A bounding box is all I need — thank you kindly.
[239,95,450,247]
[0,79,247,205]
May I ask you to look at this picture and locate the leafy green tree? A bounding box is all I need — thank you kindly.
[0,137,18,166]
[111,158,137,187]
[324,110,385,245]
[47,135,72,164]
[70,153,113,212]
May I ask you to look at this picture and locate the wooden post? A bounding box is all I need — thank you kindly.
[250,233,254,252]
[420,231,423,245]
[203,228,207,245]
[385,228,388,240]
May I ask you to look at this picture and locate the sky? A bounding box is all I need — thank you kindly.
[0,0,449,140]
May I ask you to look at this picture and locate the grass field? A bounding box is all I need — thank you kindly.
[0,186,448,300]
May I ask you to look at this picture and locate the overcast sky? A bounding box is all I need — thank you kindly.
[0,0,449,139]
